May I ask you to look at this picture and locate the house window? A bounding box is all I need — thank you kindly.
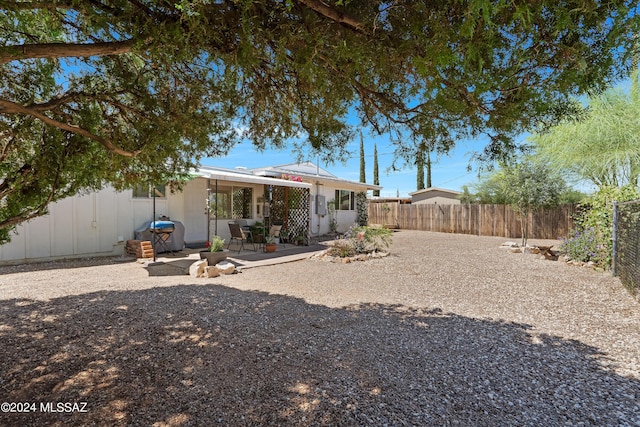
[133,184,166,198]
[334,190,355,210]
[210,186,253,219]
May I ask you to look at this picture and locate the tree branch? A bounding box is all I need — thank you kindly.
[295,0,369,35]
[0,39,136,64]
[0,1,74,11]
[0,98,140,157]
[30,90,130,112]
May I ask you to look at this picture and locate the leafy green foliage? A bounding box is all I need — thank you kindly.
[567,185,640,268]
[327,240,357,258]
[560,228,608,267]
[355,191,368,226]
[373,144,380,197]
[461,163,581,206]
[530,69,640,188]
[1,0,637,242]
[209,236,226,252]
[343,225,392,254]
[416,150,425,191]
[502,161,567,246]
[359,132,366,183]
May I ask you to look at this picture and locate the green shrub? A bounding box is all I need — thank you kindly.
[355,191,369,226]
[567,185,640,268]
[559,228,607,267]
[344,224,392,254]
[209,235,225,252]
[327,240,356,258]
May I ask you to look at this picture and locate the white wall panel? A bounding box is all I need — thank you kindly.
[50,197,75,256]
[182,178,208,244]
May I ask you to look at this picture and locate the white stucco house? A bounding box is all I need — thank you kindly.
[0,162,381,264]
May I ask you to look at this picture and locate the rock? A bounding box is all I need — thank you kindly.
[216,261,235,275]
[205,266,220,278]
[501,241,519,248]
[189,260,207,278]
[342,257,351,264]
[509,247,522,254]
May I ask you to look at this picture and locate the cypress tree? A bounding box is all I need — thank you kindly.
[426,150,432,188]
[416,150,425,190]
[373,143,380,197]
[359,131,366,183]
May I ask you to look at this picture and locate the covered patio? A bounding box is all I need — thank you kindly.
[197,166,312,247]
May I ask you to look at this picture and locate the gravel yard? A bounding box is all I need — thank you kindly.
[0,230,638,426]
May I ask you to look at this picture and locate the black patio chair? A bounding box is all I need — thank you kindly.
[227,221,255,253]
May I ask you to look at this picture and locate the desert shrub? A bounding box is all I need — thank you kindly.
[327,240,356,258]
[559,228,607,266]
[343,224,392,254]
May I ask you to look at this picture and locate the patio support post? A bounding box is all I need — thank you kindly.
[214,179,218,237]
[612,201,618,277]
[152,181,156,262]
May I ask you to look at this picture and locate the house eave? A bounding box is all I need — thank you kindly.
[196,166,311,189]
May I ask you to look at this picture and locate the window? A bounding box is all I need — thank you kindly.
[210,186,253,219]
[334,190,355,210]
[133,184,166,198]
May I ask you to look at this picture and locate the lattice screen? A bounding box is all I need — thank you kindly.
[232,188,252,218]
[269,186,310,241]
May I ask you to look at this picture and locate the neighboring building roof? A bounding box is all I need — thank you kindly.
[369,197,412,204]
[195,165,311,189]
[408,187,462,197]
[249,162,382,192]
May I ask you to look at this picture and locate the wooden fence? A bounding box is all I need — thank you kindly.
[368,203,577,240]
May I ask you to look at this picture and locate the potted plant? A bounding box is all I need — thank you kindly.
[200,235,228,264]
[250,221,265,244]
[264,235,277,253]
[295,232,305,246]
[279,229,289,244]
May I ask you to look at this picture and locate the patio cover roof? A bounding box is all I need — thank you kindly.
[195,166,312,189]
[251,162,382,192]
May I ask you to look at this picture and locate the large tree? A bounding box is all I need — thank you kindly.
[359,131,365,183]
[372,143,380,197]
[501,161,567,246]
[0,0,637,243]
[531,69,640,188]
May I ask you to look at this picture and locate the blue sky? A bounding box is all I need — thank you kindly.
[201,133,494,198]
[200,71,637,197]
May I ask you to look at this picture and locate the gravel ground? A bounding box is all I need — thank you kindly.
[0,230,638,426]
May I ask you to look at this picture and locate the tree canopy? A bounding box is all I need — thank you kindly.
[530,69,640,188]
[460,162,583,206]
[0,0,638,242]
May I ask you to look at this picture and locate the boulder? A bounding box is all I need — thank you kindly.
[205,266,221,278]
[500,241,519,248]
[216,261,236,275]
[189,260,208,278]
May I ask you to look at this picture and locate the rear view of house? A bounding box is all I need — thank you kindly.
[0,163,381,264]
